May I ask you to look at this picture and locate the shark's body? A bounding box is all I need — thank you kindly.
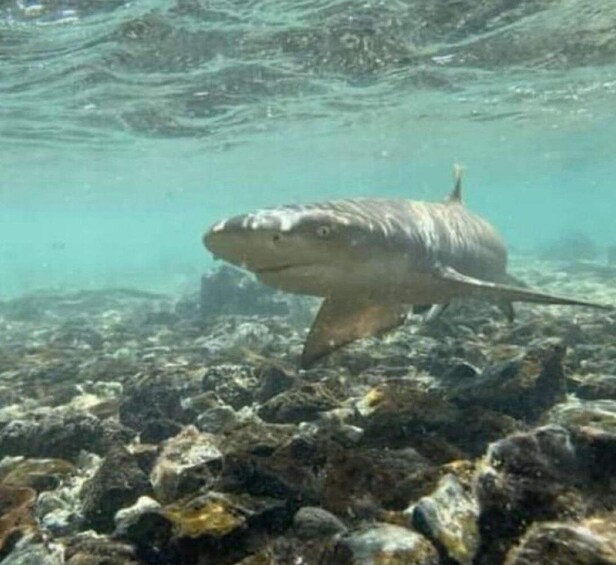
[204,170,609,368]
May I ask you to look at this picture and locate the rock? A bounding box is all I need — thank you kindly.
[35,491,69,519]
[505,517,616,564]
[201,364,257,410]
[40,508,81,537]
[119,379,186,432]
[163,491,245,539]
[200,266,289,318]
[0,486,36,557]
[150,426,222,504]
[114,496,161,533]
[546,398,616,433]
[139,418,183,444]
[0,458,75,492]
[218,422,320,502]
[441,407,525,458]
[0,413,133,461]
[571,425,616,489]
[258,383,340,424]
[195,405,238,434]
[164,491,291,538]
[475,425,586,564]
[36,482,83,536]
[325,523,439,565]
[0,535,64,565]
[64,534,142,565]
[226,321,275,352]
[162,491,291,563]
[358,379,459,450]
[219,420,296,457]
[329,424,364,447]
[254,365,296,403]
[409,474,480,565]
[322,447,434,516]
[128,444,159,476]
[449,338,567,421]
[114,496,172,553]
[539,232,600,262]
[576,375,616,400]
[293,506,347,539]
[81,445,151,533]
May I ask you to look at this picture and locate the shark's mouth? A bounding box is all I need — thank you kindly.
[256,264,304,274]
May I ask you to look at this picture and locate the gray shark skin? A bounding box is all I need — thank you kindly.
[203,169,610,368]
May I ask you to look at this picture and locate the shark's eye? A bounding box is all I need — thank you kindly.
[316,225,332,238]
[272,233,281,243]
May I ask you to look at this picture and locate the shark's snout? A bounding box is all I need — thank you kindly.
[203,212,288,270]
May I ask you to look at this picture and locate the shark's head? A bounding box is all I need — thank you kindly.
[203,201,407,296]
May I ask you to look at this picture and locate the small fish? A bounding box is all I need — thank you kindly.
[203,167,610,368]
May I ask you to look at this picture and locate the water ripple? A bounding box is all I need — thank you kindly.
[1,0,615,145]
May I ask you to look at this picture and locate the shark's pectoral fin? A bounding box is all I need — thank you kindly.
[497,301,515,323]
[412,303,449,322]
[433,264,610,310]
[301,297,408,369]
[424,303,450,323]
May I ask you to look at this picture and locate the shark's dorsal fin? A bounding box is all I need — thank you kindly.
[447,164,464,203]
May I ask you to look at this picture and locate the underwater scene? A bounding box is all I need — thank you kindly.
[1,0,616,563]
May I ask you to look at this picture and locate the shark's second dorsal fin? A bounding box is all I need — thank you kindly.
[447,164,463,203]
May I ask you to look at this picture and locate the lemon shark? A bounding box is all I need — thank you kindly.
[203,168,609,368]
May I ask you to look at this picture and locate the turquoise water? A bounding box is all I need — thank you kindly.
[1,0,616,297]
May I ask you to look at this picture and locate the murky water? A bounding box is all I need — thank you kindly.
[1,0,615,295]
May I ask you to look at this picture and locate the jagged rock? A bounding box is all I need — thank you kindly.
[219,420,296,457]
[505,517,616,564]
[0,486,36,557]
[114,496,172,554]
[128,444,159,476]
[164,491,288,538]
[258,383,340,424]
[358,379,459,449]
[325,523,439,565]
[195,405,238,434]
[0,458,75,492]
[119,379,186,433]
[64,534,143,565]
[200,266,289,318]
[114,496,161,534]
[150,426,222,504]
[409,474,480,565]
[575,375,616,400]
[0,535,64,565]
[254,365,296,403]
[293,506,347,539]
[546,398,616,433]
[40,508,81,537]
[162,491,291,563]
[81,445,151,533]
[441,407,525,457]
[0,413,134,461]
[322,447,434,515]
[571,425,616,491]
[218,422,320,502]
[201,364,257,410]
[139,418,183,444]
[449,338,567,421]
[475,425,586,564]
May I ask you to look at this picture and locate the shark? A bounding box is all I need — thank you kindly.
[203,168,609,368]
